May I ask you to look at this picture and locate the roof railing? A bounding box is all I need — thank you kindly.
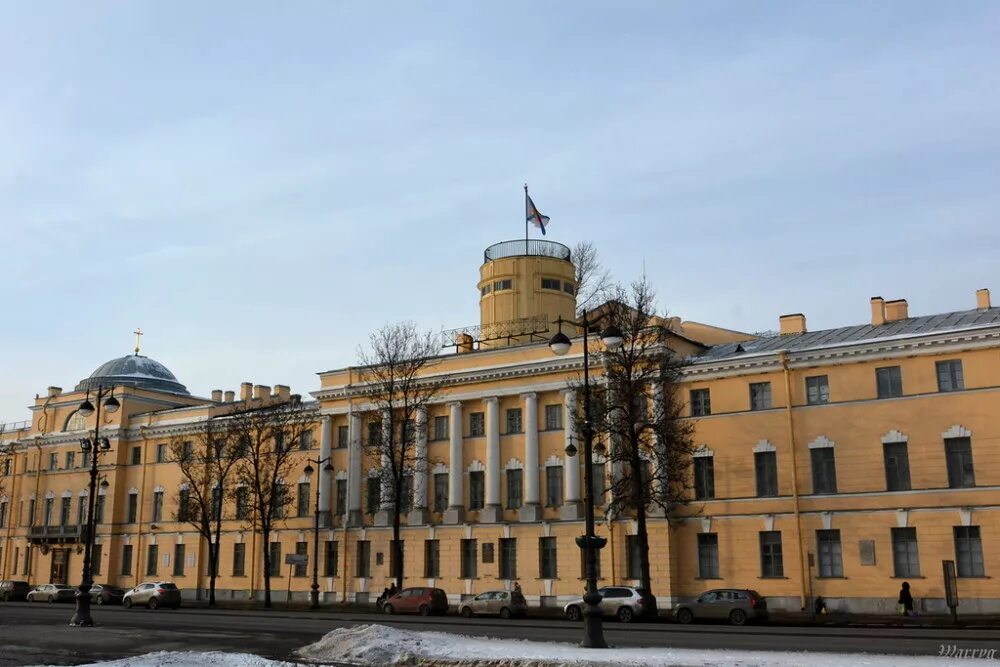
[484,239,571,262]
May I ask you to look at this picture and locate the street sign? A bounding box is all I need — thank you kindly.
[943,559,959,623]
[285,554,308,566]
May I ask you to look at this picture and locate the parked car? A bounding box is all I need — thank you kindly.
[26,584,77,603]
[382,587,449,616]
[122,581,182,609]
[673,589,768,626]
[0,580,32,602]
[459,589,527,619]
[563,586,656,623]
[90,583,126,605]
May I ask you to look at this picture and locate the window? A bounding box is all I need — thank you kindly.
[336,479,347,516]
[625,535,641,580]
[805,375,829,405]
[336,425,349,449]
[481,283,491,296]
[366,422,380,446]
[77,497,86,526]
[892,527,920,577]
[267,542,282,577]
[82,451,91,469]
[945,437,975,488]
[366,478,380,514]
[506,469,523,509]
[324,540,338,577]
[432,416,448,441]
[541,277,560,290]
[697,533,719,578]
[499,538,517,579]
[694,456,715,500]
[433,473,448,512]
[0,501,6,528]
[152,491,164,522]
[94,495,105,524]
[539,537,557,579]
[48,453,58,471]
[59,497,70,525]
[211,486,222,521]
[811,447,837,494]
[156,444,168,463]
[493,279,512,291]
[127,492,138,523]
[272,484,288,519]
[954,526,985,577]
[759,531,783,577]
[469,412,485,437]
[173,544,186,576]
[298,430,312,451]
[178,488,190,522]
[544,404,562,430]
[749,382,772,410]
[121,545,133,576]
[876,366,903,399]
[146,545,159,576]
[545,465,563,507]
[2,459,11,475]
[232,543,246,576]
[936,360,964,392]
[65,452,75,469]
[460,539,477,579]
[27,498,35,526]
[293,542,308,577]
[297,482,311,518]
[816,530,843,577]
[356,540,371,578]
[755,451,778,497]
[43,497,53,526]
[424,539,440,578]
[235,487,249,520]
[92,544,102,576]
[469,470,485,510]
[690,389,711,417]
[592,462,606,506]
[506,408,522,434]
[399,474,413,512]
[563,282,575,295]
[883,442,911,491]
[131,446,142,465]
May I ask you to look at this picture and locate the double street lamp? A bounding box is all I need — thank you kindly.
[549,313,623,649]
[303,457,334,610]
[70,386,119,627]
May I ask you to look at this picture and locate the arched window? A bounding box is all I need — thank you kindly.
[64,410,88,432]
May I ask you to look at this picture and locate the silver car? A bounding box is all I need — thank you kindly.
[26,584,77,603]
[123,581,182,609]
[673,588,768,626]
[563,586,656,623]
[459,590,528,619]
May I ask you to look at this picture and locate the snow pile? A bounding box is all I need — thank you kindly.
[295,623,964,667]
[43,651,299,667]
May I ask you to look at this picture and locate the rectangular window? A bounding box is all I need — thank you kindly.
[399,475,413,513]
[433,416,449,441]
[232,543,246,576]
[690,388,711,417]
[337,425,349,449]
[366,421,380,446]
[173,544,186,576]
[749,382,772,411]
[954,526,985,577]
[499,538,517,579]
[127,493,138,523]
[299,430,312,451]
[178,488,190,522]
[469,412,485,437]
[469,470,485,510]
[49,453,58,471]
[494,279,512,291]
[0,501,6,529]
[131,446,142,465]
[883,442,911,491]
[211,486,222,521]
[936,360,965,392]
[94,495,105,524]
[356,540,371,578]
[323,540,338,577]
[121,545,133,576]
[876,366,903,399]
[460,539,478,579]
[272,485,289,519]
[433,473,448,512]
[544,404,562,430]
[805,375,830,405]
[294,542,308,577]
[424,539,440,578]
[155,444,166,463]
[268,542,282,577]
[816,530,843,577]
[480,283,491,296]
[892,527,920,577]
[82,451,91,469]
[65,452,75,469]
[366,478,380,514]
[759,531,784,577]
[59,497,71,526]
[43,497,53,526]
[539,536,557,579]
[592,462,606,507]
[754,451,778,497]
[563,282,575,295]
[77,497,86,526]
[92,544,102,576]
[541,277,561,290]
[945,437,975,488]
[152,491,163,523]
[694,456,715,500]
[545,465,563,507]
[297,482,311,518]
[235,487,249,521]
[811,447,838,494]
[625,535,641,580]
[146,544,159,576]
[697,533,719,579]
[506,469,523,509]
[336,479,347,516]
[505,408,522,434]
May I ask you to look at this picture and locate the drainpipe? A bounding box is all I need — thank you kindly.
[779,351,810,611]
[341,367,354,604]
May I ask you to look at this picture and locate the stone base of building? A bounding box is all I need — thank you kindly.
[518,503,542,522]
[480,504,503,523]
[407,508,431,525]
[559,502,583,521]
[443,506,465,525]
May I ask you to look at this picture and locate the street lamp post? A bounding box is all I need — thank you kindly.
[70,385,119,627]
[303,457,334,610]
[549,312,623,649]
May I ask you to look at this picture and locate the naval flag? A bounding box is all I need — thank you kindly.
[525,191,550,236]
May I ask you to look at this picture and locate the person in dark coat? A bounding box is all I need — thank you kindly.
[898,581,914,615]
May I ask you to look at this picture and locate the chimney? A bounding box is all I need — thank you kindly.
[885,299,909,322]
[274,384,291,400]
[253,384,271,400]
[224,390,235,403]
[870,297,886,326]
[211,390,223,402]
[47,386,63,398]
[977,288,991,310]
[779,313,807,335]
[455,332,474,354]
[240,382,253,401]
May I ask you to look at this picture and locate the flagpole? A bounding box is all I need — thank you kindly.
[524,183,529,256]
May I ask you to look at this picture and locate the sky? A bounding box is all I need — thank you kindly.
[2,1,998,421]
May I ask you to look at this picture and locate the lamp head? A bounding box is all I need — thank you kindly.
[79,438,92,451]
[100,437,111,450]
[323,462,335,472]
[548,331,572,356]
[77,400,95,418]
[564,441,578,457]
[103,395,120,414]
[601,325,624,351]
[303,464,314,476]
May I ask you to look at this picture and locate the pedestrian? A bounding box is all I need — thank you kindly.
[814,595,827,615]
[898,581,914,616]
[376,585,392,612]
[388,582,398,598]
[513,581,522,595]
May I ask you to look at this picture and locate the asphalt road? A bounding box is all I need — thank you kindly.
[1,602,998,666]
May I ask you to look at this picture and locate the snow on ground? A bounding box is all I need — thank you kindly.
[40,651,299,667]
[295,623,971,667]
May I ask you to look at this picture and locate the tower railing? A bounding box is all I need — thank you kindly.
[484,240,571,262]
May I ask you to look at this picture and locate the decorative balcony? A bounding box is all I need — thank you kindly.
[28,524,85,544]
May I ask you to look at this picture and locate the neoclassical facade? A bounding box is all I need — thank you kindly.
[2,239,998,613]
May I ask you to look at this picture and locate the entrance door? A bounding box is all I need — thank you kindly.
[50,548,69,584]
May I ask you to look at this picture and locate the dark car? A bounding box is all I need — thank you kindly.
[0,580,32,602]
[673,588,768,626]
[123,581,182,609]
[382,587,449,616]
[26,584,77,603]
[90,583,126,605]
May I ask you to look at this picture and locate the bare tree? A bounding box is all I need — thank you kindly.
[231,397,313,608]
[573,241,613,312]
[584,277,696,610]
[169,416,243,607]
[356,322,443,589]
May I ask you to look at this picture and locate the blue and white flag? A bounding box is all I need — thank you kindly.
[526,192,550,235]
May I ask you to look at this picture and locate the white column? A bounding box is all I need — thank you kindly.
[319,416,333,523]
[563,389,581,503]
[379,409,393,512]
[520,393,541,522]
[347,412,362,525]
[482,397,502,522]
[444,401,465,524]
[413,407,428,509]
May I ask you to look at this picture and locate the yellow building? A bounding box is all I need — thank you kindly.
[1,239,998,614]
